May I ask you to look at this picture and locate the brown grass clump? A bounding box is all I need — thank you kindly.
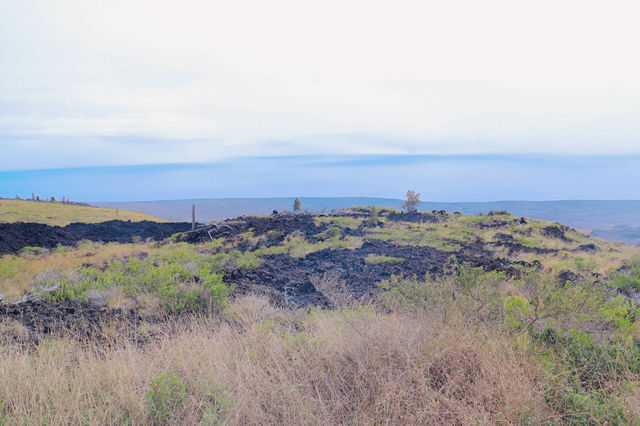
[0,297,555,425]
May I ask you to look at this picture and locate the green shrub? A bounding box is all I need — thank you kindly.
[487,210,510,216]
[313,227,341,240]
[202,386,233,423]
[611,256,640,292]
[202,271,234,313]
[18,246,46,257]
[574,256,597,272]
[538,329,639,424]
[146,374,186,424]
[378,275,429,311]
[40,242,238,312]
[504,295,533,331]
[366,206,380,227]
[167,232,182,243]
[45,279,91,302]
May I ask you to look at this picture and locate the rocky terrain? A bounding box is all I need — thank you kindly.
[0,220,191,255]
[1,209,636,344]
[180,212,537,307]
[3,208,640,423]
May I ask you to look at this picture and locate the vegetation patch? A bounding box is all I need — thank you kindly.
[1,206,640,423]
[315,216,364,229]
[611,256,640,292]
[363,254,404,265]
[0,199,163,226]
[366,225,464,251]
[255,232,362,259]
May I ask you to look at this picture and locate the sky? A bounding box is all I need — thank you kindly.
[1,1,640,199]
[3,155,640,202]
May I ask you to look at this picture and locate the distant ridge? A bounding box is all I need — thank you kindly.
[93,198,403,222]
[93,198,640,245]
[0,199,163,226]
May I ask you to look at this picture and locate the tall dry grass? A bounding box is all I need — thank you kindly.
[0,296,557,425]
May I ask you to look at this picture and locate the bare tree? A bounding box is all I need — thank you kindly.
[402,190,421,213]
[293,198,302,211]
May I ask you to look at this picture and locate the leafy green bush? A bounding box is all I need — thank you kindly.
[18,246,46,257]
[46,279,91,302]
[537,329,639,424]
[201,269,234,313]
[146,374,186,424]
[611,256,640,292]
[40,242,241,312]
[377,275,435,311]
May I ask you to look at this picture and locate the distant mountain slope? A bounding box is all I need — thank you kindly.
[0,199,163,226]
[93,198,640,244]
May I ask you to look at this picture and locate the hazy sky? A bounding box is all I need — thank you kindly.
[3,155,640,202]
[2,0,640,171]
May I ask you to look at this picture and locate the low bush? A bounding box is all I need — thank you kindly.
[146,374,186,424]
[611,256,640,292]
[18,246,46,257]
[35,242,244,312]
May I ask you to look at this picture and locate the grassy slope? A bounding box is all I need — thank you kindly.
[0,199,163,226]
[2,209,640,423]
[2,210,638,302]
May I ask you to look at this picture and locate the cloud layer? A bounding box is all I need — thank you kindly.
[2,0,640,170]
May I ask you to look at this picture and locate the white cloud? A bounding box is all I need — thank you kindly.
[1,0,640,169]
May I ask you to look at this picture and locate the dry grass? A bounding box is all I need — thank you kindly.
[0,199,163,226]
[0,242,150,299]
[0,296,556,425]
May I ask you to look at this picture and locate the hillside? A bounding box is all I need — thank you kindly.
[2,208,640,423]
[3,207,638,315]
[94,198,640,244]
[0,199,163,226]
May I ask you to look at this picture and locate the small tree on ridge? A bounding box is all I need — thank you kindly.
[402,190,421,213]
